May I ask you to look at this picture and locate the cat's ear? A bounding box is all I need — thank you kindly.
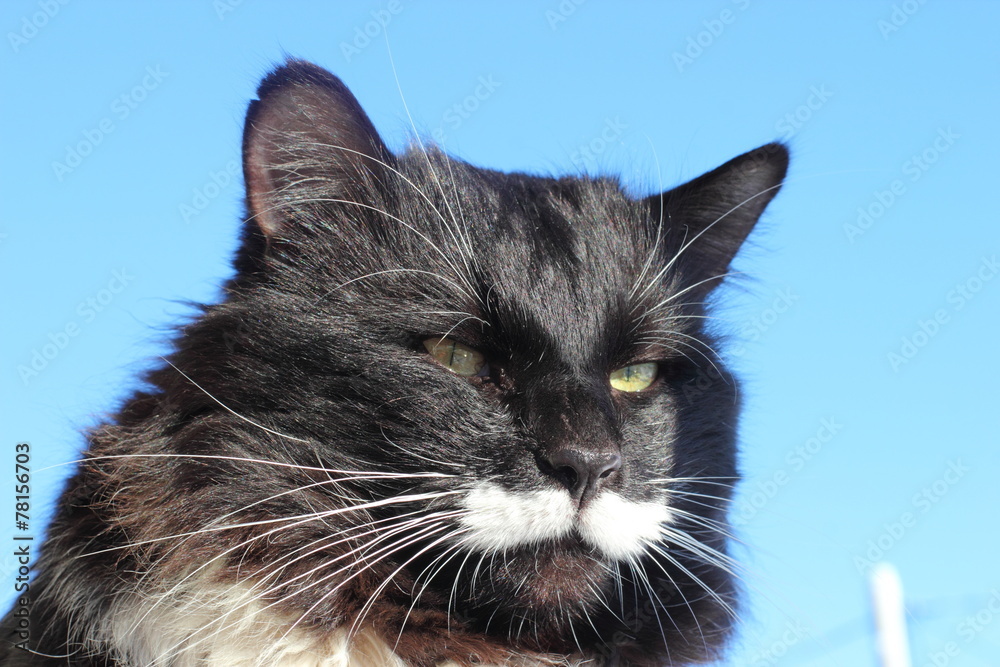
[242,59,394,238]
[646,143,788,296]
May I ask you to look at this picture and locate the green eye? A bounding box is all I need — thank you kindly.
[609,363,658,392]
[423,337,487,377]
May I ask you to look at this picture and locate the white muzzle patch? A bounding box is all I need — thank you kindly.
[458,483,671,560]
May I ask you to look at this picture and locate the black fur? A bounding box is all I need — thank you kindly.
[1,60,787,666]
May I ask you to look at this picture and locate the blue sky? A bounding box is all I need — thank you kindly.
[3,2,998,665]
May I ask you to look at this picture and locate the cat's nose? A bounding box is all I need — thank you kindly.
[546,447,621,506]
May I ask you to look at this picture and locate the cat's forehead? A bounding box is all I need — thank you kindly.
[405,156,651,270]
[402,159,664,363]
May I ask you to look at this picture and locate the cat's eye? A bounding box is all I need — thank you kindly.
[423,337,487,377]
[609,363,658,392]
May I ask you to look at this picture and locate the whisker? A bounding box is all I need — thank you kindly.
[628,134,668,302]
[154,512,468,664]
[383,38,480,280]
[645,542,739,624]
[399,540,469,641]
[657,526,744,578]
[75,452,457,478]
[632,180,785,310]
[161,359,309,443]
[80,490,461,557]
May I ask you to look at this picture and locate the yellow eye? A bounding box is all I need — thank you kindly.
[609,363,658,392]
[423,337,487,377]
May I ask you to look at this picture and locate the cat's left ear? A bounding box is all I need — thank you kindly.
[646,143,788,296]
[242,59,394,239]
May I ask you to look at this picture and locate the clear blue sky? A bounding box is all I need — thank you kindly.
[3,2,998,665]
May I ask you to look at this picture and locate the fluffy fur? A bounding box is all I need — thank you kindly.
[1,60,787,666]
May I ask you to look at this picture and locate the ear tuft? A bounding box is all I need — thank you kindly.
[242,59,394,238]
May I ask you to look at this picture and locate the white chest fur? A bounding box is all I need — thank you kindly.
[106,578,576,666]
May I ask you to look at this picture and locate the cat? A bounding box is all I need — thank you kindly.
[1,60,787,666]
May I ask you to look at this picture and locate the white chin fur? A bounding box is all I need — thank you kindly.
[458,483,671,560]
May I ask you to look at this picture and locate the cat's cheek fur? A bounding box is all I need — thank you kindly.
[458,483,672,560]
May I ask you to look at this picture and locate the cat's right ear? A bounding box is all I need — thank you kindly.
[241,60,394,239]
[645,143,788,298]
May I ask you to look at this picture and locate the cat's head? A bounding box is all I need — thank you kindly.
[175,60,787,662]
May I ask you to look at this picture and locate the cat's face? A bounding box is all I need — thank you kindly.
[141,61,787,663]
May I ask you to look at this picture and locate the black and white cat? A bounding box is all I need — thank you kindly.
[2,61,787,666]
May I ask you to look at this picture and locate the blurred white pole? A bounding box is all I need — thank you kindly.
[870,562,912,667]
